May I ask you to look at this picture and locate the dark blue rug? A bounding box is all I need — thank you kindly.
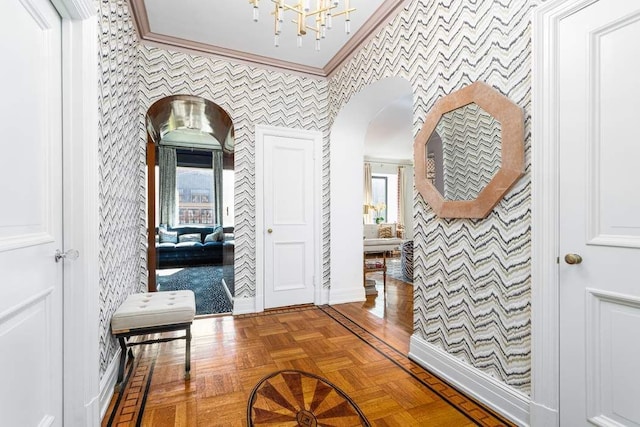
[156,265,234,315]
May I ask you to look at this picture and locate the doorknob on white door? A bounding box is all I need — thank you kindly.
[564,253,582,265]
[267,228,273,234]
[55,249,79,263]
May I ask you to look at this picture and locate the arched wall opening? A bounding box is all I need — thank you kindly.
[329,77,414,303]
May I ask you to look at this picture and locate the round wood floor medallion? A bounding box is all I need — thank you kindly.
[247,370,370,426]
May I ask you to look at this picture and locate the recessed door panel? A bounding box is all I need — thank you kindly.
[272,143,307,225]
[273,242,306,291]
[587,291,640,426]
[589,14,640,247]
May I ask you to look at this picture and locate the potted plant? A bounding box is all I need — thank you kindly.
[373,202,386,224]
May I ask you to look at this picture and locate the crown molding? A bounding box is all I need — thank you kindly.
[324,0,408,77]
[127,0,406,78]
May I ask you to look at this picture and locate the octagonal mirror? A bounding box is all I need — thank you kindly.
[414,82,524,218]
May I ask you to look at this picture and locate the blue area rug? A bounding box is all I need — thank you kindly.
[156,265,234,315]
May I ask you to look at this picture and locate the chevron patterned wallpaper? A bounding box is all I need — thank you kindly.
[137,45,331,301]
[329,0,538,394]
[438,103,502,200]
[96,0,538,393]
[97,0,145,377]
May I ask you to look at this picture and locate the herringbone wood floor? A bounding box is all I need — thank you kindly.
[103,267,513,426]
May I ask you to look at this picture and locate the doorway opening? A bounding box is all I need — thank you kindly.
[330,77,414,350]
[145,95,235,315]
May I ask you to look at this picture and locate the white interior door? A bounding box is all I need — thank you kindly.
[558,1,640,425]
[259,127,319,309]
[0,0,63,425]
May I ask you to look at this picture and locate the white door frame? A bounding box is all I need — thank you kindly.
[55,0,101,424]
[531,0,596,424]
[250,124,323,314]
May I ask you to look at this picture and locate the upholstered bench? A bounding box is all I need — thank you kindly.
[111,290,195,391]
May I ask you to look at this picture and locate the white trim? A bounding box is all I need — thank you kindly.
[531,1,600,425]
[232,297,257,315]
[409,335,531,427]
[328,286,365,305]
[0,287,53,322]
[254,124,323,312]
[99,350,121,420]
[51,0,93,20]
[55,0,101,425]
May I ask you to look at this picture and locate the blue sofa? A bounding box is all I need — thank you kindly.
[155,226,233,267]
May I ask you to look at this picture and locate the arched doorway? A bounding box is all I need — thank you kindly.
[146,95,235,315]
[329,77,414,338]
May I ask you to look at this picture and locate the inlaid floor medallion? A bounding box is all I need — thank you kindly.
[247,370,370,426]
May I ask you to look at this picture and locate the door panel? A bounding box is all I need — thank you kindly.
[559,1,640,425]
[263,133,316,309]
[586,291,640,426]
[0,0,63,425]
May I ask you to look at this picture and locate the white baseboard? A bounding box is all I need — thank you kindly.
[409,335,530,426]
[99,349,120,421]
[233,296,257,315]
[328,285,365,305]
[319,286,330,305]
[530,401,558,427]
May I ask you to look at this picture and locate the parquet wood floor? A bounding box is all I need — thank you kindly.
[103,301,514,426]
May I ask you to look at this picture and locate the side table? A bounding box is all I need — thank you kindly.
[363,251,386,295]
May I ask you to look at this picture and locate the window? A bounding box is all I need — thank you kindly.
[371,176,388,221]
[177,167,213,225]
[371,173,399,223]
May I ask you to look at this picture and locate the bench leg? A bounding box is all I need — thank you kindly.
[185,325,192,380]
[115,337,127,392]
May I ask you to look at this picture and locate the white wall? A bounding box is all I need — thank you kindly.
[330,77,413,304]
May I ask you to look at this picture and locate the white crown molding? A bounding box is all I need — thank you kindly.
[127,0,406,78]
[52,0,94,20]
[324,0,408,77]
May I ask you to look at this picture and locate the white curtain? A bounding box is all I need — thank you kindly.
[364,162,372,223]
[159,146,177,227]
[212,150,224,226]
[397,166,406,227]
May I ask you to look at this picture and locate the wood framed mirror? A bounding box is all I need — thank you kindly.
[414,82,524,219]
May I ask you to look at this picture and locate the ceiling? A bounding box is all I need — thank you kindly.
[129,0,407,76]
[364,95,413,163]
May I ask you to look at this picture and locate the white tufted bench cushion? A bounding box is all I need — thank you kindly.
[110,290,196,391]
[111,290,195,333]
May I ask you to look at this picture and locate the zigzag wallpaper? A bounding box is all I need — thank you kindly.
[137,45,331,302]
[329,0,538,394]
[438,103,502,200]
[95,0,539,395]
[97,0,145,377]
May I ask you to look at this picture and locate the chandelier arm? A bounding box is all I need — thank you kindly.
[281,3,304,14]
[330,8,356,18]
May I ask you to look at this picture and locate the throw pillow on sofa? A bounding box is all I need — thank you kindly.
[178,233,201,243]
[378,225,393,238]
[204,227,223,243]
[159,229,178,244]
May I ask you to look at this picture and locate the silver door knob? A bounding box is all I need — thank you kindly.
[267,228,273,234]
[55,249,79,263]
[564,253,582,265]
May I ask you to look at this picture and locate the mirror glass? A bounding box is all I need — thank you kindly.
[426,102,502,201]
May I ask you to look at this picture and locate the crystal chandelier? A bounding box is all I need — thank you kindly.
[249,0,356,51]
